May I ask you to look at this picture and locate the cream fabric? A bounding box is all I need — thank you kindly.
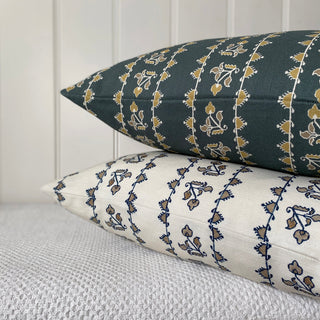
[42,151,320,299]
[1,204,320,319]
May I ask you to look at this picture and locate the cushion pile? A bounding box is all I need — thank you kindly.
[44,30,320,299]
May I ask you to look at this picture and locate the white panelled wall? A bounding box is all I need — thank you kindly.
[1,0,320,203]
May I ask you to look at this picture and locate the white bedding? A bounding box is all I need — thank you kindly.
[0,204,319,320]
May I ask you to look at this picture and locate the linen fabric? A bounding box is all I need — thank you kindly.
[2,204,320,320]
[62,30,320,176]
[42,151,320,298]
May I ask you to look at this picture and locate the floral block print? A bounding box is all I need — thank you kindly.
[43,151,320,299]
[62,30,320,177]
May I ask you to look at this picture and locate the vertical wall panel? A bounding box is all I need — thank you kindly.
[289,0,320,30]
[117,0,171,157]
[282,0,290,31]
[233,0,282,36]
[0,0,54,203]
[177,0,228,43]
[59,0,114,176]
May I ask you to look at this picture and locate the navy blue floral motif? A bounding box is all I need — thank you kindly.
[53,172,79,203]
[178,225,207,257]
[86,161,115,225]
[108,169,132,195]
[105,204,127,231]
[54,180,66,202]
[126,153,167,244]
[183,181,213,211]
[285,205,320,244]
[158,158,199,256]
[296,179,320,200]
[209,166,251,271]
[254,176,296,286]
[122,153,148,164]
[282,260,319,296]
[197,160,226,176]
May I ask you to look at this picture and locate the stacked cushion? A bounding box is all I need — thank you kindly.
[61,30,320,177]
[43,151,320,298]
[45,30,320,299]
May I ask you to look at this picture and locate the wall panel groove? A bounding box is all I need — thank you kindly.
[282,0,290,31]
[53,0,61,179]
[112,0,121,160]
[227,0,235,37]
[170,0,179,45]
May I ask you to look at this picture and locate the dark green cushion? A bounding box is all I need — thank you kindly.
[61,30,320,177]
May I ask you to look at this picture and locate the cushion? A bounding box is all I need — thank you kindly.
[61,30,320,177]
[42,151,320,299]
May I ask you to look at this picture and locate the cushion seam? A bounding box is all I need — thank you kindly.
[57,191,320,263]
[63,94,317,105]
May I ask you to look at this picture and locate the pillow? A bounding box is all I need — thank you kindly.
[61,30,320,177]
[42,151,320,298]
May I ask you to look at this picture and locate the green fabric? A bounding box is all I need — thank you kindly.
[61,30,320,177]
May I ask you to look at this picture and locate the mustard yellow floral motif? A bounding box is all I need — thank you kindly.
[277,32,320,173]
[151,42,195,150]
[219,40,248,57]
[144,49,169,65]
[301,154,320,174]
[312,68,320,85]
[76,80,84,87]
[127,102,147,131]
[300,104,320,145]
[210,63,239,96]
[299,68,320,149]
[184,39,227,157]
[83,71,104,116]
[233,34,278,166]
[200,102,228,136]
[315,89,320,103]
[204,142,231,161]
[133,70,157,97]
[66,85,75,92]
[114,55,145,135]
[136,135,156,147]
